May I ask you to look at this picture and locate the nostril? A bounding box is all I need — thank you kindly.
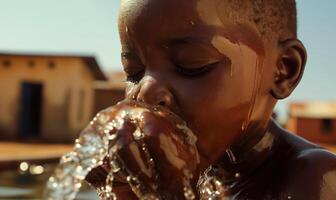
[158,101,166,106]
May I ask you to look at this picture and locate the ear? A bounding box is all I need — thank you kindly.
[271,39,307,99]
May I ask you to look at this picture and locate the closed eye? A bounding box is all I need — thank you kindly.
[175,62,218,77]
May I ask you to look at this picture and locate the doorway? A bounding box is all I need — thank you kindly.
[18,82,43,138]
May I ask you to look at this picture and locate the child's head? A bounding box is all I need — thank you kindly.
[118,0,306,161]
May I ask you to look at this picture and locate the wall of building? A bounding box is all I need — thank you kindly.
[66,59,95,140]
[287,117,336,144]
[93,88,125,115]
[0,56,95,142]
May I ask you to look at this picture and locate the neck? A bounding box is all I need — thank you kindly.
[198,119,280,187]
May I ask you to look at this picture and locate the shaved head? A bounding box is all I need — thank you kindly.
[120,0,297,41]
[218,0,297,40]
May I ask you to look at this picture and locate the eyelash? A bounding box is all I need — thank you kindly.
[175,63,217,77]
[125,62,218,83]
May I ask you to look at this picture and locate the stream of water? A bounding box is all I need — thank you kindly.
[44,102,198,200]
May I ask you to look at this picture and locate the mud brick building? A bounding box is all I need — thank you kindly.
[287,102,336,144]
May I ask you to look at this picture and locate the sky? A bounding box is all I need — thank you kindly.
[0,0,335,120]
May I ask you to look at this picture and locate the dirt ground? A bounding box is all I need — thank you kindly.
[0,142,73,162]
[0,141,335,167]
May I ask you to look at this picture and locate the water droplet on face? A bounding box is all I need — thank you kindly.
[235,172,240,178]
[126,26,129,33]
[190,21,195,26]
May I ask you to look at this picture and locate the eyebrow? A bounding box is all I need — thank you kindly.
[168,34,213,48]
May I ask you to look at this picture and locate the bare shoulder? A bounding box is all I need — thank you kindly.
[287,148,336,199]
[276,124,336,169]
[294,148,336,180]
[296,147,336,166]
[272,123,336,199]
[281,136,336,199]
[282,130,336,171]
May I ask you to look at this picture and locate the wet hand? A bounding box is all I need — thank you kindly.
[86,101,200,199]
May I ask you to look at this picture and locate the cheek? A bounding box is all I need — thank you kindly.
[171,52,261,149]
[175,50,259,117]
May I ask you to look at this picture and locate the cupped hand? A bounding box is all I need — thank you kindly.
[85,101,200,199]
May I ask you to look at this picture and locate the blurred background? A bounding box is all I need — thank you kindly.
[0,0,335,199]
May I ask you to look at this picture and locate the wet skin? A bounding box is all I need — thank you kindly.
[87,101,199,199]
[86,0,336,199]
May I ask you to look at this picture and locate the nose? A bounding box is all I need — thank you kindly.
[136,76,175,108]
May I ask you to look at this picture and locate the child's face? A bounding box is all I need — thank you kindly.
[119,0,278,161]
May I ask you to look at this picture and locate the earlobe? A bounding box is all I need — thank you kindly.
[271,39,307,99]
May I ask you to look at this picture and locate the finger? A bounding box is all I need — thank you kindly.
[140,112,198,193]
[115,123,158,185]
[107,119,159,197]
[110,150,159,199]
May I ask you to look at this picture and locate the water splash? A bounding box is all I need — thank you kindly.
[44,112,113,200]
[44,102,198,200]
[198,176,226,200]
[197,166,228,200]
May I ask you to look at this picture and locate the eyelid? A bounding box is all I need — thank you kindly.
[177,58,222,69]
[175,61,219,77]
[172,42,224,63]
